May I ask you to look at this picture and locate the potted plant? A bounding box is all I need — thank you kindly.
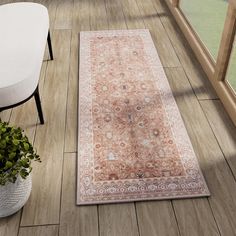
[0,121,40,217]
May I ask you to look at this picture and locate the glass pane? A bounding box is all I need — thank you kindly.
[180,0,228,60]
[226,36,236,92]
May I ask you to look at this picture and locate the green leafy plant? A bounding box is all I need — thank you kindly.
[0,121,40,185]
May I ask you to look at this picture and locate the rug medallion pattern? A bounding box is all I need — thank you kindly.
[78,29,210,204]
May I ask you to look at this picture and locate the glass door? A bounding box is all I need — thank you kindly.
[180,0,228,60]
[165,0,236,125]
[226,35,236,93]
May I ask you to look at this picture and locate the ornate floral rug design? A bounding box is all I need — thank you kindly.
[77,29,210,205]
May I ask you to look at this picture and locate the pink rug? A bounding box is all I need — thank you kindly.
[77,29,210,205]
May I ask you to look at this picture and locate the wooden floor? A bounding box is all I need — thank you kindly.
[1,0,236,235]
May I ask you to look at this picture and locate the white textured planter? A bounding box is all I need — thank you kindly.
[0,175,32,218]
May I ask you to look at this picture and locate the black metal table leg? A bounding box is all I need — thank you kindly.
[34,86,44,124]
[47,31,54,60]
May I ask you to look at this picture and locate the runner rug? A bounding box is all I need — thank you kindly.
[77,29,210,205]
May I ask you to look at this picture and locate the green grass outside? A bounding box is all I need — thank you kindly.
[180,0,236,91]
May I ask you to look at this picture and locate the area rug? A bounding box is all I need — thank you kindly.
[77,29,210,205]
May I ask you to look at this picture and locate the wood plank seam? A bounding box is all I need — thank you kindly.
[19,58,49,231]
[97,204,101,236]
[19,224,59,228]
[198,98,220,101]
[134,203,142,236]
[205,198,223,236]
[16,211,23,236]
[170,201,182,236]
[57,29,73,227]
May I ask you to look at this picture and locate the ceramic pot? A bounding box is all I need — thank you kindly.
[0,175,32,217]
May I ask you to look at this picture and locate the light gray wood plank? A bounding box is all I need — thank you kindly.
[64,0,91,153]
[54,0,74,29]
[136,201,180,236]
[19,225,59,236]
[59,153,99,236]
[72,0,90,31]
[200,100,236,178]
[172,198,220,236]
[64,32,78,153]
[0,212,21,236]
[105,0,127,30]
[0,110,11,123]
[20,30,71,226]
[99,203,139,236]
[120,0,145,29]
[89,0,108,30]
[136,0,181,67]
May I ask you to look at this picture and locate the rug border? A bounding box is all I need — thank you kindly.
[77,29,210,205]
[77,192,210,205]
